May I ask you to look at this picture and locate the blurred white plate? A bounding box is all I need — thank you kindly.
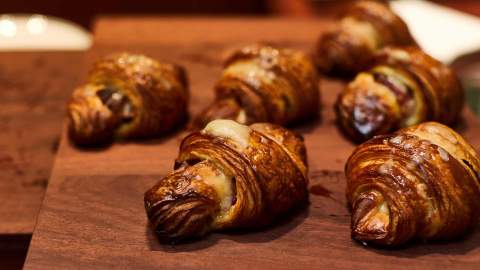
[0,14,92,51]
[392,0,480,63]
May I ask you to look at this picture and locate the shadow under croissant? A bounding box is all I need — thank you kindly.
[146,203,310,252]
[309,169,480,255]
[68,115,189,150]
[452,111,472,135]
[288,110,323,134]
[355,224,480,257]
[334,107,476,145]
[124,118,190,147]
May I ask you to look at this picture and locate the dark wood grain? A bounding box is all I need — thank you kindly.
[0,52,84,235]
[24,18,480,270]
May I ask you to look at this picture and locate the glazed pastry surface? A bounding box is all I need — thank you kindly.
[194,44,320,128]
[336,46,463,142]
[68,53,189,145]
[144,119,309,242]
[346,122,480,246]
[315,0,416,75]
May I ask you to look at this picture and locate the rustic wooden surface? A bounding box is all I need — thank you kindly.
[23,18,480,270]
[0,52,84,269]
[0,52,84,235]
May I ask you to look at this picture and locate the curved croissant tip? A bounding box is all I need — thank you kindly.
[144,192,217,243]
[67,108,92,145]
[351,197,392,244]
[193,98,246,129]
[67,102,116,146]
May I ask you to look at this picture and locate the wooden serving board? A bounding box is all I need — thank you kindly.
[0,52,84,235]
[23,18,480,270]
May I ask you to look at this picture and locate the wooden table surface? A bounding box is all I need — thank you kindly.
[0,52,84,234]
[0,52,84,269]
[23,17,480,269]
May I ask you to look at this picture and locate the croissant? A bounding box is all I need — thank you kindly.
[144,119,309,242]
[68,53,189,145]
[346,122,480,246]
[315,0,416,75]
[193,44,320,128]
[336,46,464,142]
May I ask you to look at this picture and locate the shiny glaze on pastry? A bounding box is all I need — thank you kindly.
[346,122,480,246]
[315,0,416,76]
[68,53,189,145]
[144,119,309,242]
[193,44,320,128]
[336,46,463,142]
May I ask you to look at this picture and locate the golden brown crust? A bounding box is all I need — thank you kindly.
[193,44,320,128]
[68,53,189,145]
[144,120,309,242]
[346,122,480,246]
[335,46,464,142]
[315,0,416,76]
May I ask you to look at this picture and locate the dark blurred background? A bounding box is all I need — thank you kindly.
[2,0,479,30]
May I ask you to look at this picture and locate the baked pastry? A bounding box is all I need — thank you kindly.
[144,119,309,242]
[346,122,480,246]
[336,46,464,142]
[68,53,189,145]
[193,44,320,128]
[315,0,416,75]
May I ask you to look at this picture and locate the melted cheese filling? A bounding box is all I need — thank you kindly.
[388,49,412,62]
[197,164,233,215]
[203,119,251,150]
[235,109,247,124]
[223,61,275,89]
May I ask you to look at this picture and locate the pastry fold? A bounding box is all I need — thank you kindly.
[144,119,309,242]
[336,46,463,142]
[193,44,320,128]
[68,53,189,145]
[346,122,480,246]
[315,0,416,75]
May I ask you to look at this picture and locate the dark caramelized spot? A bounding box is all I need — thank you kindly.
[96,86,137,123]
[96,86,116,103]
[174,158,202,170]
[281,94,292,113]
[231,177,237,205]
[463,159,480,183]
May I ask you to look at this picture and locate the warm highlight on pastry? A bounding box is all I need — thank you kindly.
[68,53,189,145]
[315,0,416,75]
[193,44,320,128]
[336,46,463,142]
[346,122,480,246]
[144,119,309,242]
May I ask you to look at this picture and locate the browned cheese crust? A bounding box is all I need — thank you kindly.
[335,46,464,142]
[345,122,480,246]
[315,0,416,76]
[144,120,309,243]
[68,53,189,145]
[193,44,320,128]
